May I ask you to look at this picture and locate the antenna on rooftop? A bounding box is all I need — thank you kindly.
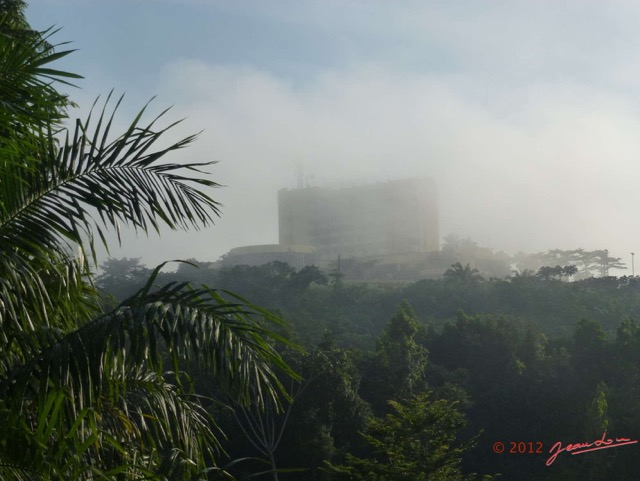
[296,162,303,189]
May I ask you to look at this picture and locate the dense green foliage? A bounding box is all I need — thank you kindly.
[120,258,640,343]
[0,4,295,479]
[327,393,481,481]
[98,257,640,480]
[11,1,639,479]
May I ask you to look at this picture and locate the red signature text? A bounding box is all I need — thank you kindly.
[546,432,638,466]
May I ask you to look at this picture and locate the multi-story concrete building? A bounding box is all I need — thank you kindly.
[278,178,438,260]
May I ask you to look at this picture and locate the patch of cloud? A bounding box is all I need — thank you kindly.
[115,58,640,266]
[61,0,640,267]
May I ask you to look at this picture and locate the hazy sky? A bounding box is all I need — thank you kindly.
[27,0,640,269]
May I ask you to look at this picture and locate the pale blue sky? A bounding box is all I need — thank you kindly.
[24,1,640,268]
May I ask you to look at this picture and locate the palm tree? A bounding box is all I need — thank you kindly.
[0,6,296,479]
[443,262,484,284]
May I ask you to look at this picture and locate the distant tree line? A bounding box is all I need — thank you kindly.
[315,235,627,282]
[97,256,640,479]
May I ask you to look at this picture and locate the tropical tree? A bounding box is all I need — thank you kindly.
[0,4,295,479]
[326,392,490,481]
[95,257,153,302]
[359,302,428,413]
[536,264,578,281]
[443,263,485,284]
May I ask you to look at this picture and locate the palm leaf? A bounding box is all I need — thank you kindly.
[1,91,221,255]
[0,263,299,477]
[0,463,44,481]
[0,9,299,479]
[0,19,80,131]
[0,92,223,345]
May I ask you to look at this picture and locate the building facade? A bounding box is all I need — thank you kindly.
[278,178,438,260]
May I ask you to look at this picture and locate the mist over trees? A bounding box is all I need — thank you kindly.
[6,1,640,479]
[95,254,640,480]
[299,234,628,283]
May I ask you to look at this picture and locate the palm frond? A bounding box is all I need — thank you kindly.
[0,463,44,481]
[9,273,295,408]
[0,19,80,130]
[0,360,221,479]
[0,93,223,343]
[0,10,298,479]
[0,264,299,476]
[1,91,221,255]
[0,252,99,359]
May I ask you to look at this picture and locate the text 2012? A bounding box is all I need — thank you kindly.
[491,441,543,454]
